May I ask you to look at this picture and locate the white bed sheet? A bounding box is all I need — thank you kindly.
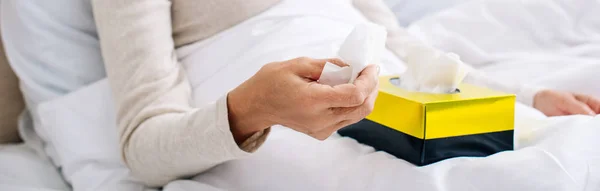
[2,0,600,190]
[0,143,69,191]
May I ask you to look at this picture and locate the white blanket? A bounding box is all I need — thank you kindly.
[5,0,600,190]
[0,144,69,191]
[407,0,600,97]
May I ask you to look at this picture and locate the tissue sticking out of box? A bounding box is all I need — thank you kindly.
[396,44,469,94]
[318,23,387,86]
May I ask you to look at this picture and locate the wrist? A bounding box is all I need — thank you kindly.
[227,89,273,144]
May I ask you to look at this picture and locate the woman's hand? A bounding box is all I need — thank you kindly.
[228,57,379,143]
[533,89,600,117]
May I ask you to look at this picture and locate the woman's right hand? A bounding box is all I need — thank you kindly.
[228,57,379,142]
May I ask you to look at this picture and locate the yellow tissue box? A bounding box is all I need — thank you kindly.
[338,76,515,166]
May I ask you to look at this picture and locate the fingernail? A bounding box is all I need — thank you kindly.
[376,65,381,75]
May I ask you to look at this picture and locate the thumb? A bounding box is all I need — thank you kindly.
[562,97,596,116]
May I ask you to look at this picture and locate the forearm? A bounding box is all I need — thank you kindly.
[92,0,268,186]
[124,95,257,186]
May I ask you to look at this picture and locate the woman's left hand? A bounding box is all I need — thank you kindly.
[533,89,600,116]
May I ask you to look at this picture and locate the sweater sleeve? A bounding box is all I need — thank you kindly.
[352,0,544,106]
[91,0,268,187]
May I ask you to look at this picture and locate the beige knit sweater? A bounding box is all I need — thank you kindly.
[92,0,539,187]
[92,0,279,187]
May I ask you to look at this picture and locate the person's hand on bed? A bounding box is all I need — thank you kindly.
[228,57,379,142]
[533,89,600,117]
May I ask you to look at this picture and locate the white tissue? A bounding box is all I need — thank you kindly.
[397,44,469,94]
[318,23,387,86]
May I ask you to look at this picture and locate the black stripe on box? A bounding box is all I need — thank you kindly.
[338,119,514,166]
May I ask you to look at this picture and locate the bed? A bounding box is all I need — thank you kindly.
[1,0,600,190]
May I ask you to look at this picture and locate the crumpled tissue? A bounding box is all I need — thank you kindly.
[396,44,470,94]
[318,23,387,86]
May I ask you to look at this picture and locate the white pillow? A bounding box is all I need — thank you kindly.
[1,0,106,109]
[1,0,106,169]
[37,80,152,191]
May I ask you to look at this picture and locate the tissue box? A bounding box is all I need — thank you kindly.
[338,76,515,166]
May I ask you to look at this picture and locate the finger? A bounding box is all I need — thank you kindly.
[308,130,332,141]
[289,57,348,80]
[331,85,378,121]
[329,65,379,107]
[304,64,377,108]
[560,96,595,116]
[322,58,348,67]
[307,126,334,141]
[361,83,379,116]
[574,94,600,114]
[329,78,379,120]
[355,64,380,85]
[309,119,353,141]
